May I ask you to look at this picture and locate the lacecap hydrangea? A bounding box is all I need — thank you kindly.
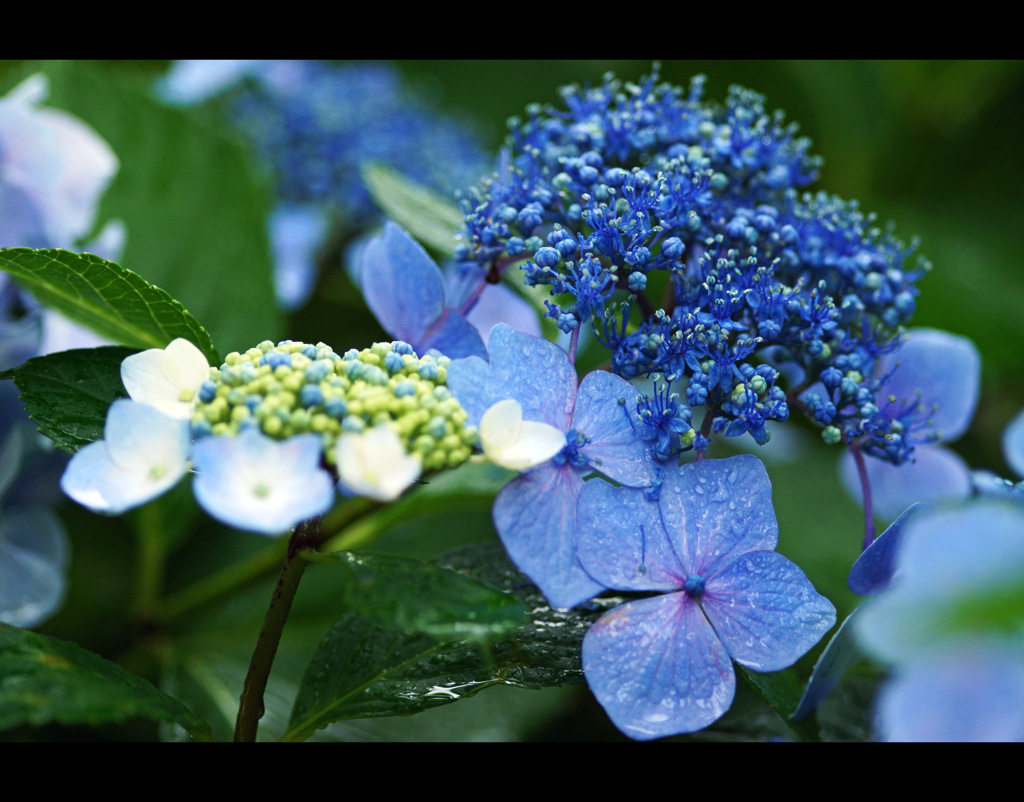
[454,68,931,466]
[62,338,479,534]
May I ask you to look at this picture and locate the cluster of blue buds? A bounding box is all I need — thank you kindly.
[193,339,479,473]
[455,68,930,464]
[226,61,489,225]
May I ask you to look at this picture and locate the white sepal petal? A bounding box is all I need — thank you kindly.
[336,425,421,502]
[121,338,209,419]
[480,398,566,472]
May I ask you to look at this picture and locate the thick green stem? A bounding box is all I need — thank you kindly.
[233,517,320,742]
[132,503,167,622]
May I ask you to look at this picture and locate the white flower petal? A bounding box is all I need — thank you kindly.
[121,338,209,419]
[336,425,421,502]
[480,398,566,472]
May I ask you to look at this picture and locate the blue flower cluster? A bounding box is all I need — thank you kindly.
[455,69,931,463]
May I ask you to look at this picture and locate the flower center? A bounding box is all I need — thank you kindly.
[683,573,706,597]
[552,428,590,468]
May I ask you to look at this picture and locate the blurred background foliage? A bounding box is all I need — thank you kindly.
[2,59,1022,741]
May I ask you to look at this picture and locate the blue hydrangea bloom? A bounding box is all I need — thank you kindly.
[839,328,980,520]
[855,500,1024,741]
[191,429,335,536]
[575,456,836,739]
[0,382,69,628]
[447,324,657,608]
[359,222,487,360]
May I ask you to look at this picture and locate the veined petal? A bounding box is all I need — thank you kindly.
[492,463,600,609]
[572,370,657,487]
[659,456,778,577]
[701,550,836,672]
[418,305,487,361]
[121,338,210,420]
[848,502,932,596]
[192,430,335,535]
[480,399,565,472]
[448,324,576,430]
[360,221,446,347]
[336,424,421,502]
[582,594,735,740]
[576,480,685,593]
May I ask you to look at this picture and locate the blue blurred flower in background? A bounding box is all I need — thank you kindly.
[157,60,491,310]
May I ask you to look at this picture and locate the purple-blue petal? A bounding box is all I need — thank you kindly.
[573,370,658,487]
[659,455,778,577]
[418,305,487,361]
[582,593,735,740]
[793,607,864,721]
[576,480,684,593]
[701,550,836,672]
[878,328,980,443]
[447,324,576,430]
[848,501,931,596]
[1004,406,1024,479]
[839,445,971,522]
[360,221,446,346]
[492,462,601,609]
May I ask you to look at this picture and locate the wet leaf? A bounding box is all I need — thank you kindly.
[0,248,218,363]
[737,663,821,742]
[0,624,211,740]
[284,543,611,741]
[0,346,133,453]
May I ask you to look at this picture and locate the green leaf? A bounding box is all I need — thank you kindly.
[0,248,218,364]
[737,663,821,743]
[27,60,281,353]
[311,551,527,641]
[0,346,133,454]
[0,624,211,740]
[362,163,464,257]
[283,543,612,741]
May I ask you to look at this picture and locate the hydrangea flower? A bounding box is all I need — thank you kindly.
[448,324,660,609]
[191,429,334,535]
[335,424,422,502]
[120,337,210,420]
[0,383,69,628]
[359,222,487,361]
[575,456,836,739]
[61,399,190,515]
[156,60,489,309]
[61,338,480,534]
[855,500,1024,741]
[838,328,981,520]
[1,72,123,362]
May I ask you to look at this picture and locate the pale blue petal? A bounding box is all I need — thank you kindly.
[793,607,863,721]
[878,328,980,443]
[1004,406,1024,479]
[856,500,1024,665]
[582,594,735,740]
[448,324,576,430]
[492,463,601,609]
[658,456,778,577]
[576,480,684,593]
[419,306,487,361]
[0,508,69,627]
[573,370,657,487]
[61,401,190,515]
[839,445,971,522]
[463,282,542,345]
[877,646,1024,742]
[360,221,445,346]
[701,551,835,672]
[848,502,931,596]
[156,59,269,105]
[191,430,335,535]
[269,205,328,310]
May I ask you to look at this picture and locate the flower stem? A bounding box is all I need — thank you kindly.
[568,326,581,364]
[848,441,877,550]
[233,517,320,742]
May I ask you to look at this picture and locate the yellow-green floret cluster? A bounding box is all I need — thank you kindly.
[191,339,478,472]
